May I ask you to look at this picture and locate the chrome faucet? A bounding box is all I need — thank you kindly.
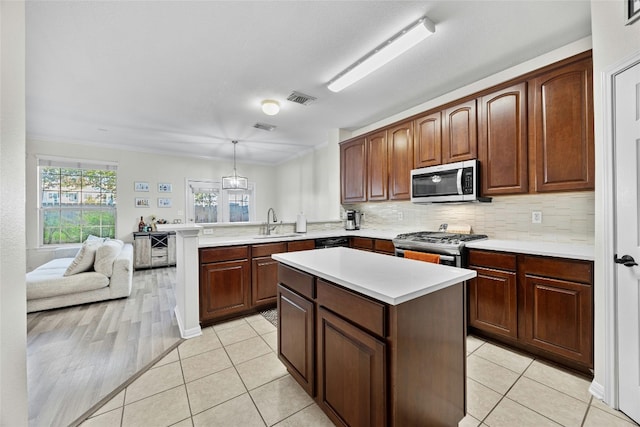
[266,208,278,235]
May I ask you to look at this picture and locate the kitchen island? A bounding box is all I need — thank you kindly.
[272,247,476,427]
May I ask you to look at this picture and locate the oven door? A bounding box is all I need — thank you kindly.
[394,248,460,267]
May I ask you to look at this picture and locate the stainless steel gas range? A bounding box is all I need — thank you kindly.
[392,230,488,267]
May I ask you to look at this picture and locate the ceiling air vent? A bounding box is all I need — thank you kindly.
[287,91,317,106]
[253,122,277,132]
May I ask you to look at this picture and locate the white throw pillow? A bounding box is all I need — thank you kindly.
[94,239,124,277]
[63,240,102,276]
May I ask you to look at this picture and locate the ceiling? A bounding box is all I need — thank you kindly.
[26,1,592,165]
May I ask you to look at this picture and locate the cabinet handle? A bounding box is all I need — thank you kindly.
[614,254,638,267]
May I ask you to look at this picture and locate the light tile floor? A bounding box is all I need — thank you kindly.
[81,315,639,427]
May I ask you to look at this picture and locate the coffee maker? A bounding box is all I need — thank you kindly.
[345,209,362,230]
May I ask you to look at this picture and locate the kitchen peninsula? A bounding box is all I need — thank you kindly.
[272,247,476,427]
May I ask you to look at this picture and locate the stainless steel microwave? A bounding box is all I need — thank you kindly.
[411,159,483,203]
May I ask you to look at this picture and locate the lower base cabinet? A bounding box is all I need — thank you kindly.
[277,263,466,427]
[317,307,386,427]
[468,249,593,373]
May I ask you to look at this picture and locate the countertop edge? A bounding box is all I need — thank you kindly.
[465,239,595,261]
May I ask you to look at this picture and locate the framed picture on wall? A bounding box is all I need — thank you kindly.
[134,181,149,192]
[158,183,172,193]
[158,198,172,208]
[135,197,150,208]
[627,0,640,25]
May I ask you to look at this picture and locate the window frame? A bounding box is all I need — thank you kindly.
[186,179,256,224]
[37,156,118,247]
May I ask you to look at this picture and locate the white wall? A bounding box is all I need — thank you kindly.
[0,0,28,425]
[590,0,640,402]
[274,129,343,222]
[26,139,279,269]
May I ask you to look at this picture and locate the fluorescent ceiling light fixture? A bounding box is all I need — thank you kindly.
[327,16,435,93]
[261,100,280,115]
[222,140,248,190]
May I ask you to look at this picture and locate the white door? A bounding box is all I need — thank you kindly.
[614,59,640,424]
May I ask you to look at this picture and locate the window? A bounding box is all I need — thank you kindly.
[187,179,255,223]
[39,157,117,245]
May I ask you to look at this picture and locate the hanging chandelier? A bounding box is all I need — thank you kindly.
[221,140,248,190]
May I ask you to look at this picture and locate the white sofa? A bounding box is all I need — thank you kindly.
[26,240,134,313]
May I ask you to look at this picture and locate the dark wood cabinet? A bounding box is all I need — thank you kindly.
[199,246,251,323]
[277,262,466,426]
[350,237,374,251]
[529,57,594,192]
[468,250,518,338]
[387,121,413,200]
[251,243,287,307]
[521,256,593,367]
[317,306,386,427]
[442,99,477,164]
[479,83,528,195]
[277,284,315,396]
[413,111,442,168]
[373,239,395,255]
[467,248,593,373]
[287,239,316,252]
[340,137,367,203]
[367,131,388,201]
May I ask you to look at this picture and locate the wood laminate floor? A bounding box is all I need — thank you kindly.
[26,267,182,427]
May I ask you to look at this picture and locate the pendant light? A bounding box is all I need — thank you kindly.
[222,140,248,190]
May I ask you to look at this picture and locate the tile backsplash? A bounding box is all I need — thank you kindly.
[345,191,594,244]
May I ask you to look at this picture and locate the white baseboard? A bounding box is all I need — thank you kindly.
[589,380,605,401]
[174,306,202,339]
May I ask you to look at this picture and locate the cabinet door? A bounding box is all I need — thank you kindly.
[287,239,315,252]
[317,307,386,427]
[468,266,518,338]
[414,111,442,168]
[199,259,250,322]
[252,255,279,307]
[350,237,374,251]
[277,285,315,396]
[442,99,478,163]
[134,237,151,269]
[479,83,528,195]
[340,137,367,203]
[523,274,592,367]
[367,131,388,201]
[387,121,413,200]
[529,57,594,192]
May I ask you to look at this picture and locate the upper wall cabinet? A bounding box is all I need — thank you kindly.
[478,83,528,195]
[367,131,388,201]
[413,112,442,168]
[340,137,367,203]
[387,121,413,200]
[442,99,478,164]
[529,57,594,192]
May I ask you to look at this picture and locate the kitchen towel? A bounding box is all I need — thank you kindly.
[296,213,307,233]
[404,250,441,264]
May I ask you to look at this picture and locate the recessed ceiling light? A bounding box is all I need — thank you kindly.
[261,100,280,115]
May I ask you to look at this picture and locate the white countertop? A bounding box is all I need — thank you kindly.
[197,229,401,248]
[272,247,476,305]
[465,239,594,261]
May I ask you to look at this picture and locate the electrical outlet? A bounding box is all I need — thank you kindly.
[398,212,404,221]
[532,211,542,224]
[203,228,214,235]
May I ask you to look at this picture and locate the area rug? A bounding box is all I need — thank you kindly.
[260,308,278,327]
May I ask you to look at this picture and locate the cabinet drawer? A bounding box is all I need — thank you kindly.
[374,239,395,254]
[252,242,287,258]
[278,264,315,300]
[351,237,374,250]
[468,250,517,271]
[287,240,316,252]
[316,279,386,337]
[523,256,593,284]
[151,255,168,266]
[200,246,249,263]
